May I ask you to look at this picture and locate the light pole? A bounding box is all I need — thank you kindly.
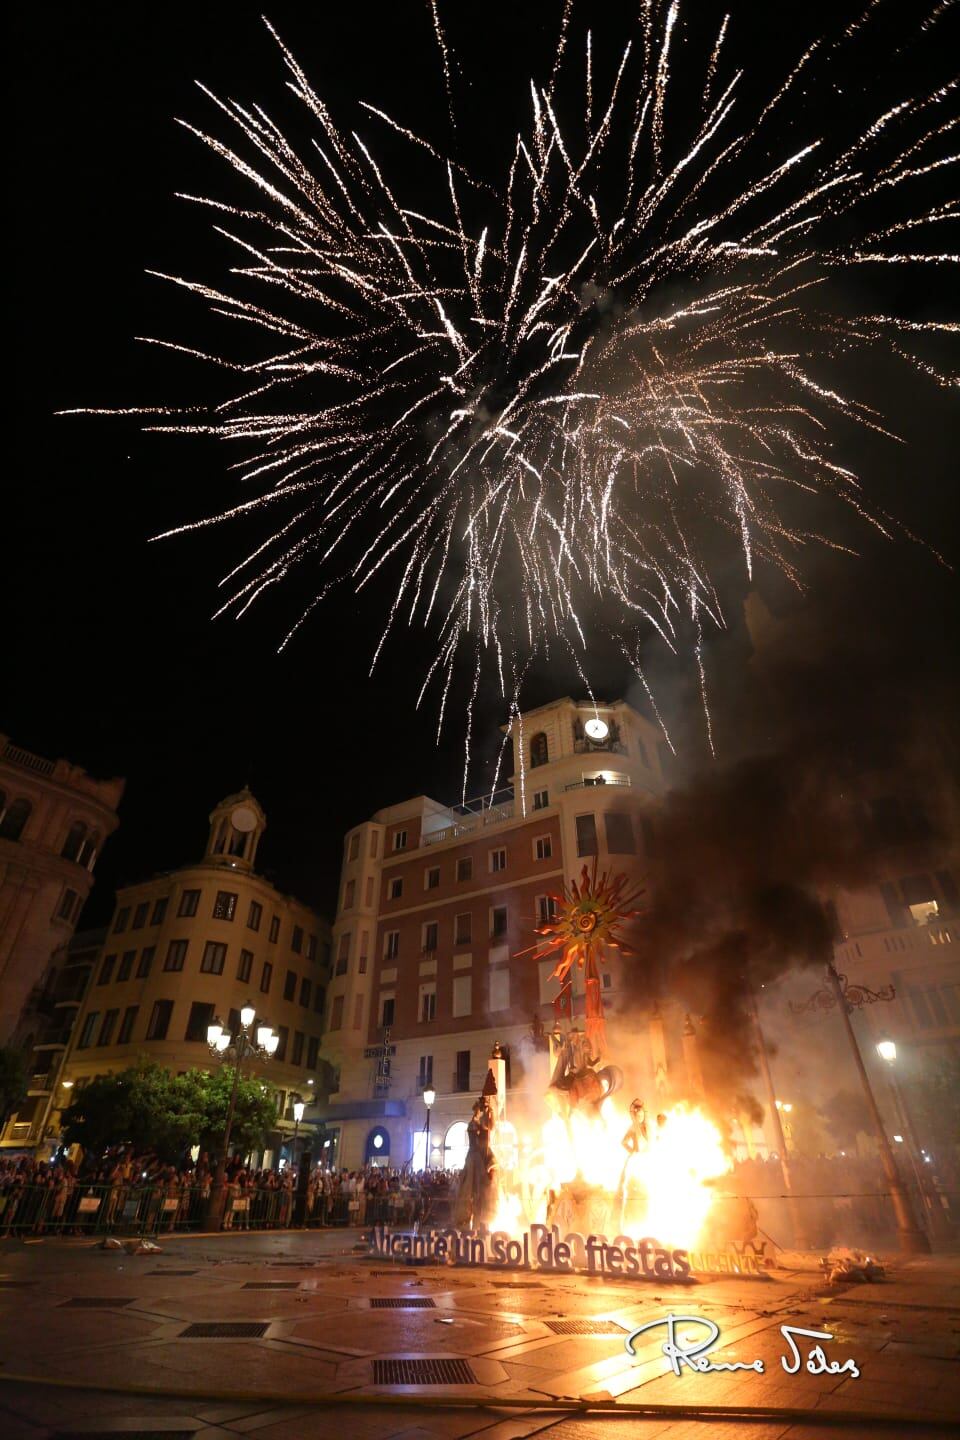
[876,1038,952,1240]
[292,1099,305,1168]
[205,1005,279,1228]
[748,986,807,1247]
[422,1086,436,1170]
[824,965,929,1253]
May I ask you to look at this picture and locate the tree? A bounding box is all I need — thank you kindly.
[60,1061,277,1163]
[0,1047,28,1129]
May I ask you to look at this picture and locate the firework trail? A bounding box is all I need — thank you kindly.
[68,0,957,779]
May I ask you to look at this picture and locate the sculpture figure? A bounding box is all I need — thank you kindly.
[454,1096,498,1229]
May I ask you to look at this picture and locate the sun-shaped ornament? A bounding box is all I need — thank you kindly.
[517,861,645,1053]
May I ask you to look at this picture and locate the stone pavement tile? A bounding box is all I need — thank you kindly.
[222,1405,314,1432]
[192,1404,286,1423]
[462,1411,562,1440]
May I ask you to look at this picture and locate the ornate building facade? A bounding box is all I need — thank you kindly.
[0,734,123,1045]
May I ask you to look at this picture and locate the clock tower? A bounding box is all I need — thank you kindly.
[205,787,265,871]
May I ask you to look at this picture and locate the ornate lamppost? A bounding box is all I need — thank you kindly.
[291,1099,305,1167]
[205,1004,279,1228]
[876,1038,952,1240]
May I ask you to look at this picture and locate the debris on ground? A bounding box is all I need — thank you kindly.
[820,1248,886,1284]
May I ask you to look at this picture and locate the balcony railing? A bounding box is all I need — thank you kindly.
[2,742,55,776]
[564,775,632,790]
[424,802,515,847]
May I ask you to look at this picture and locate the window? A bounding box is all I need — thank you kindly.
[307,1036,319,1069]
[98,1009,118,1046]
[284,970,297,1002]
[247,900,262,932]
[576,813,598,857]
[132,902,149,930]
[137,946,155,979]
[452,975,472,1018]
[185,1001,216,1042]
[178,889,200,918]
[605,812,636,854]
[393,829,408,851]
[490,847,507,873]
[200,941,227,975]
[77,1011,99,1049]
[151,897,168,926]
[491,905,508,939]
[370,831,380,858]
[313,985,325,1015]
[58,888,79,921]
[117,1006,138,1045]
[331,996,344,1031]
[260,960,273,993]
[292,1030,305,1065]
[422,921,438,953]
[146,1000,173,1041]
[116,950,135,982]
[455,912,472,946]
[418,1054,434,1089]
[61,821,87,862]
[359,933,369,974]
[213,891,237,921]
[336,932,350,975]
[307,934,317,961]
[534,835,552,861]
[385,930,400,960]
[489,968,510,1011]
[353,995,363,1029]
[98,954,116,986]
[457,857,473,883]
[530,732,549,768]
[113,907,130,934]
[344,880,356,908]
[537,895,558,925]
[420,987,437,1022]
[533,788,549,811]
[388,877,403,900]
[455,1049,470,1091]
[237,948,254,983]
[164,939,188,972]
[300,976,312,1009]
[380,995,395,1028]
[292,925,304,954]
[322,940,331,971]
[365,876,375,906]
[425,866,440,890]
[269,916,280,944]
[0,797,31,841]
[348,832,361,861]
[275,1025,289,1061]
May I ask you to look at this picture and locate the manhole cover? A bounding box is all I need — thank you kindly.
[243,1282,299,1290]
[373,1358,477,1385]
[370,1296,436,1309]
[545,1319,628,1335]
[59,1297,135,1308]
[180,1322,269,1338]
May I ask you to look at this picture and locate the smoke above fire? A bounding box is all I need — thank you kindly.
[623,564,958,1126]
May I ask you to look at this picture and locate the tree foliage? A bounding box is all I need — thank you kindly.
[60,1061,277,1162]
[0,1047,29,1127]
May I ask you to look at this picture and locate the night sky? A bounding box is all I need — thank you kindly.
[9,2,958,928]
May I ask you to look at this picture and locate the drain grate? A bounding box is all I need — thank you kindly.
[180,1322,269,1338]
[373,1357,476,1385]
[148,1270,198,1277]
[53,1433,197,1440]
[243,1281,299,1290]
[545,1318,628,1335]
[370,1296,436,1309]
[59,1297,135,1308]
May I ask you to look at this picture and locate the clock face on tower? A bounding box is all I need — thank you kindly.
[231,805,258,833]
[584,717,609,741]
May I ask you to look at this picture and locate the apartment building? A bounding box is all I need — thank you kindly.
[61,789,332,1163]
[320,696,668,1169]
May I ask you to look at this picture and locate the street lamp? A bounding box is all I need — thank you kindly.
[205,1007,278,1228]
[292,1099,305,1168]
[877,1038,897,1063]
[875,1034,951,1240]
[422,1086,436,1170]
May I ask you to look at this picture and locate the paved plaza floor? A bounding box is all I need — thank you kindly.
[0,1228,957,1439]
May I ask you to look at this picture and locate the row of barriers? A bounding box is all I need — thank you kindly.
[0,1181,451,1238]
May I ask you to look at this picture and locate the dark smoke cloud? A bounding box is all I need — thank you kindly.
[624,551,958,1125]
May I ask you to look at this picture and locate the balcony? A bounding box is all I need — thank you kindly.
[2,741,55,777]
[423,800,515,847]
[564,774,632,790]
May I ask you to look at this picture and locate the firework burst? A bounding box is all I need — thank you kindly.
[67,1,957,779]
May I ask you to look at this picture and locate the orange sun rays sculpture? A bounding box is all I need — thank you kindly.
[518,861,645,1053]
